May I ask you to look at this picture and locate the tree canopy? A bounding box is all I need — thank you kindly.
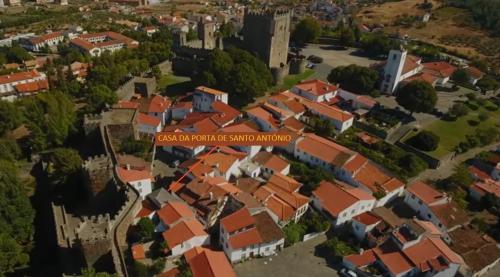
[292,16,321,44]
[396,80,437,115]
[451,68,469,84]
[0,160,35,275]
[0,100,23,136]
[360,32,400,57]
[327,64,379,94]
[193,47,273,106]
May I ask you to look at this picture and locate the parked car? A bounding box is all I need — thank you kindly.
[340,268,357,277]
[307,55,323,64]
[306,62,316,69]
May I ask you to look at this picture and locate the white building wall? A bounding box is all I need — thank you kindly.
[170,235,210,256]
[129,179,153,199]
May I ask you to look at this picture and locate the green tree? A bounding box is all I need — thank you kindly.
[396,80,437,115]
[219,22,235,38]
[449,164,474,189]
[87,85,118,113]
[451,68,469,84]
[409,131,440,151]
[48,148,82,188]
[283,222,306,246]
[448,103,470,118]
[136,218,155,241]
[0,160,34,275]
[0,139,21,161]
[152,65,162,81]
[360,32,399,57]
[327,64,379,94]
[23,91,76,151]
[0,100,22,136]
[477,75,499,92]
[322,237,356,259]
[311,117,334,137]
[339,27,355,46]
[292,16,321,44]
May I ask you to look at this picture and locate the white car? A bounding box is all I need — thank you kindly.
[340,268,357,277]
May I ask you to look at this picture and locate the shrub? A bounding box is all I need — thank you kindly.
[468,119,480,126]
[448,103,469,118]
[465,93,477,100]
[467,102,479,110]
[478,112,489,121]
[409,130,440,151]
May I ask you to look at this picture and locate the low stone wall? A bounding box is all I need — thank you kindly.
[302,230,327,242]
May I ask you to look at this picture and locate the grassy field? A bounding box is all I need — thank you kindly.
[280,69,316,90]
[406,102,500,158]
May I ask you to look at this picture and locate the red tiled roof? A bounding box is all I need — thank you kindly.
[132,244,146,260]
[296,133,356,166]
[228,227,262,249]
[246,106,280,129]
[252,153,290,175]
[0,70,41,85]
[353,212,382,226]
[294,79,337,96]
[137,113,161,127]
[157,201,195,226]
[116,166,152,183]
[403,237,463,271]
[282,117,305,132]
[210,101,241,126]
[471,179,500,198]
[29,31,64,44]
[14,79,49,93]
[407,181,445,205]
[220,208,255,233]
[302,100,354,123]
[196,86,226,95]
[186,247,236,277]
[148,95,171,113]
[351,161,405,193]
[402,55,422,75]
[422,62,457,78]
[312,181,374,217]
[136,200,155,219]
[465,66,484,79]
[468,165,491,181]
[162,219,207,249]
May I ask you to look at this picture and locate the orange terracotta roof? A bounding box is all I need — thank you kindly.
[116,166,152,183]
[162,219,207,249]
[294,79,337,96]
[196,86,226,95]
[345,249,377,267]
[353,212,382,226]
[407,181,445,205]
[210,101,241,126]
[422,62,456,78]
[14,79,49,93]
[402,55,422,75]
[132,244,146,260]
[228,227,262,249]
[296,133,356,166]
[373,241,414,275]
[403,237,463,271]
[302,100,354,123]
[471,179,500,198]
[220,208,255,233]
[29,31,64,44]
[137,113,161,126]
[312,181,374,217]
[221,121,259,132]
[429,201,470,229]
[148,95,171,113]
[0,70,42,85]
[252,153,290,175]
[282,117,305,132]
[267,173,300,192]
[468,165,491,181]
[246,106,280,129]
[186,247,236,277]
[343,154,368,173]
[351,160,405,193]
[465,66,484,79]
[135,200,155,218]
[157,201,195,226]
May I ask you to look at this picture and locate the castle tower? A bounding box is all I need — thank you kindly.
[381,48,408,94]
[242,9,292,70]
[197,20,217,50]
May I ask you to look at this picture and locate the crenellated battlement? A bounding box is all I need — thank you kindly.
[245,8,292,18]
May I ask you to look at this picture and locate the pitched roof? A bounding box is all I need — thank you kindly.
[407,181,446,205]
[210,101,241,126]
[402,54,422,75]
[422,62,457,78]
[252,152,290,175]
[373,241,414,275]
[196,86,226,95]
[246,106,280,129]
[137,113,161,127]
[253,211,284,243]
[157,201,195,226]
[465,66,484,79]
[471,179,500,198]
[116,166,152,183]
[266,172,300,193]
[14,79,49,93]
[353,212,382,226]
[403,237,463,272]
[131,244,146,260]
[294,79,337,96]
[312,181,374,217]
[220,208,255,233]
[228,227,262,249]
[0,70,42,85]
[282,116,305,132]
[350,160,405,193]
[429,201,469,229]
[162,219,207,249]
[296,133,356,166]
[186,247,236,277]
[29,31,64,44]
[302,100,354,122]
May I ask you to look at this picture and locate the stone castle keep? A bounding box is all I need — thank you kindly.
[242,9,291,71]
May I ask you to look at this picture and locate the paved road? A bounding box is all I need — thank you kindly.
[301,44,376,79]
[483,263,500,277]
[234,235,339,277]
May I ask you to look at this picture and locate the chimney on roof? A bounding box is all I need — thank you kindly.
[126,164,131,170]
[209,191,213,200]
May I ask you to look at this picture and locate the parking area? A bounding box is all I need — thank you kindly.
[234,235,339,277]
[301,44,377,79]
